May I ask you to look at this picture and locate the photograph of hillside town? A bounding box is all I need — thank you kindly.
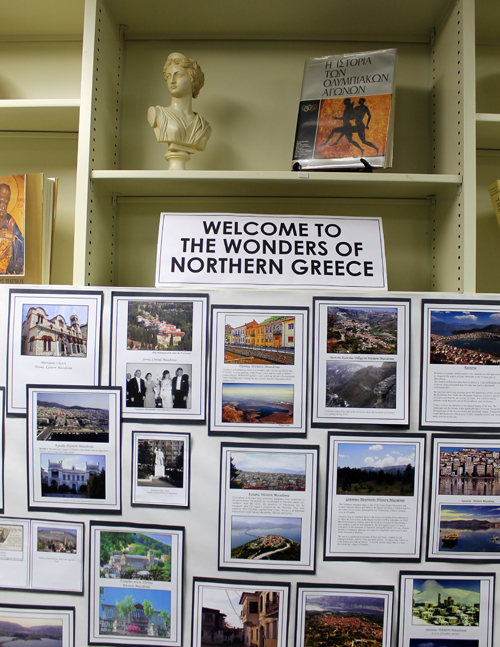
[37,526,77,553]
[198,585,280,647]
[137,438,184,489]
[409,640,478,647]
[439,504,500,553]
[429,309,500,365]
[224,314,295,365]
[302,593,385,647]
[127,300,193,351]
[40,454,105,499]
[99,530,171,581]
[230,451,306,491]
[21,303,88,358]
[231,516,301,561]
[438,445,500,496]
[336,442,415,496]
[325,361,396,409]
[99,587,170,638]
[412,578,480,626]
[327,306,398,354]
[222,383,293,424]
[36,391,109,442]
[0,616,63,647]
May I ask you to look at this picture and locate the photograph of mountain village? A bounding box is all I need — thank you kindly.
[37,526,77,553]
[302,593,385,647]
[430,310,500,365]
[127,300,193,351]
[225,314,295,365]
[439,445,500,496]
[36,392,109,442]
[230,451,306,491]
[99,531,171,581]
[327,306,398,354]
[412,578,480,626]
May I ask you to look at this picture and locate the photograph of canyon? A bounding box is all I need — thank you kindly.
[325,361,396,409]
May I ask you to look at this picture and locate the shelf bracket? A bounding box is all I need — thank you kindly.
[112,192,119,211]
[427,195,437,213]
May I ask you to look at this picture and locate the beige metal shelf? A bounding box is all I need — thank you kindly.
[0,100,80,133]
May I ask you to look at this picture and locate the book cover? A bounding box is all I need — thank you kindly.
[292,49,397,170]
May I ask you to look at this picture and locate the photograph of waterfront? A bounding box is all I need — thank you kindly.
[225,314,295,366]
[325,360,396,409]
[439,505,500,553]
[0,615,63,647]
[303,593,385,647]
[326,306,397,354]
[36,392,109,443]
[438,445,500,496]
[231,515,301,561]
[412,578,480,626]
[222,384,293,425]
[127,300,193,351]
[429,309,500,365]
[230,451,306,491]
[336,442,415,496]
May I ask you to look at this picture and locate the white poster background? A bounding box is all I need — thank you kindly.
[110,293,207,421]
[313,298,410,426]
[0,388,3,511]
[7,290,102,415]
[219,444,318,572]
[0,519,29,588]
[30,520,83,592]
[156,213,387,289]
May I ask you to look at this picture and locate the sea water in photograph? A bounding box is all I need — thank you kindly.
[439,505,500,553]
[430,310,500,365]
[325,361,396,409]
[304,593,385,647]
[327,306,398,354]
[231,516,301,560]
[0,616,63,647]
[438,445,500,496]
[222,384,293,424]
[412,578,480,626]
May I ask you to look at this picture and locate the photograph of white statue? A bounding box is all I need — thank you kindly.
[148,52,212,170]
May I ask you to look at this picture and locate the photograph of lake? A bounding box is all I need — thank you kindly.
[326,306,398,355]
[439,504,500,553]
[0,615,62,647]
[222,383,293,424]
[429,310,500,365]
[231,516,301,561]
[438,445,500,496]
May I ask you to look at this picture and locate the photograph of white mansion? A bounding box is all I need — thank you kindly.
[21,305,88,357]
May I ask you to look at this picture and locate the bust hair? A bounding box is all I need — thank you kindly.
[163,52,205,99]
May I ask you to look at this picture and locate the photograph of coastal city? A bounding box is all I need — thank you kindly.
[229,451,306,491]
[196,584,281,647]
[325,361,396,409]
[303,592,385,647]
[98,587,171,638]
[40,454,105,499]
[231,516,301,561]
[0,615,63,647]
[99,530,171,581]
[224,314,295,365]
[127,300,193,351]
[37,527,77,553]
[222,384,293,424]
[412,578,480,626]
[439,504,500,553]
[336,442,415,496]
[21,303,89,358]
[438,445,500,496]
[36,392,109,443]
[326,306,398,354]
[409,640,479,647]
[429,309,500,365]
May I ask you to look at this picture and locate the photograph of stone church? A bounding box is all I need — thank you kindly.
[21,304,88,357]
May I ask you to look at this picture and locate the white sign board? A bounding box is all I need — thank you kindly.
[156,212,387,289]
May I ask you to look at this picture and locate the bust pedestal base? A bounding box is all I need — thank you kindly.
[165,143,196,170]
[155,465,165,478]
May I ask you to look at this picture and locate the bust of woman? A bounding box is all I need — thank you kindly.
[148,52,212,170]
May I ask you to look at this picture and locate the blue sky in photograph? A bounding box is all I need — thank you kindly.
[413,578,480,606]
[37,391,109,411]
[305,593,385,615]
[441,505,500,522]
[231,451,305,474]
[225,314,293,328]
[40,454,105,471]
[328,306,397,315]
[100,587,171,613]
[22,303,88,326]
[223,383,293,400]
[431,310,500,327]
[337,442,415,470]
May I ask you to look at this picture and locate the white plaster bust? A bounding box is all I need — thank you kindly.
[148,52,212,170]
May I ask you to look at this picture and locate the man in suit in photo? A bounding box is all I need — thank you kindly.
[172,367,189,408]
[127,369,146,407]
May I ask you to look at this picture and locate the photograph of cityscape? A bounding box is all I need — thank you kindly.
[36,392,109,443]
[326,306,398,354]
[231,515,301,561]
[429,309,500,365]
[99,530,171,581]
[229,451,306,491]
[37,527,77,553]
[127,300,193,351]
[21,303,88,358]
[302,593,385,647]
[137,439,184,489]
[325,361,396,409]
[99,587,170,638]
[224,314,295,366]
[40,454,105,499]
[438,445,500,496]
[336,442,415,496]
[412,578,480,626]
[439,505,500,553]
[0,615,63,647]
[222,384,293,424]
[409,640,478,647]
[197,584,281,647]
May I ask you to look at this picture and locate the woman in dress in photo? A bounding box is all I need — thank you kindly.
[159,369,173,408]
[144,372,156,408]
